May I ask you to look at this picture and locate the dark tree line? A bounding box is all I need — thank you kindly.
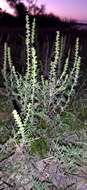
[6,0,46,15]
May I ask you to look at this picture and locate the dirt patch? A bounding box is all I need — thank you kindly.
[0,142,87,190]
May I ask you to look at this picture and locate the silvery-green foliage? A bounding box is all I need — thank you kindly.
[3,15,81,144]
[32,177,53,190]
[49,138,79,171]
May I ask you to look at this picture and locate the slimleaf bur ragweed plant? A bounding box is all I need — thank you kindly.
[3,15,81,153]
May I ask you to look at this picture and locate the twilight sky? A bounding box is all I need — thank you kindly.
[0,0,87,23]
[0,0,16,15]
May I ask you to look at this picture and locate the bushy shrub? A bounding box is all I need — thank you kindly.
[3,15,80,157]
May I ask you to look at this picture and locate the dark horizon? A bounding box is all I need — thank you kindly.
[0,0,87,24]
